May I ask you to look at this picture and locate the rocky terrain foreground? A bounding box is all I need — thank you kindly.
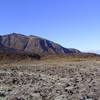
[0,61,100,100]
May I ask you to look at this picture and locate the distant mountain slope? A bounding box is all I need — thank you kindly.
[0,33,81,55]
[0,40,40,60]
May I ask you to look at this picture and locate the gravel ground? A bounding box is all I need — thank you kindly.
[0,61,100,100]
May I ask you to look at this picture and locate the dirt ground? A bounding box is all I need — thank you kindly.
[0,60,100,100]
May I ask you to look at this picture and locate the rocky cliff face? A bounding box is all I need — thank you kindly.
[0,33,80,55]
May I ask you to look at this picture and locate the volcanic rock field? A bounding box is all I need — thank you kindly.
[0,61,100,100]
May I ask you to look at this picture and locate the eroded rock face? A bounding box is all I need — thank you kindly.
[0,33,80,55]
[1,33,29,50]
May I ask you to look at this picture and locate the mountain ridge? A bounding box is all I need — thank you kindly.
[0,33,100,61]
[0,33,81,55]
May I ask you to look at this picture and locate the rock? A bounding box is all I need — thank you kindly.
[0,61,100,100]
[29,93,42,100]
[54,95,67,100]
[0,92,6,97]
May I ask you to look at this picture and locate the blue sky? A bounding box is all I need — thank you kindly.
[0,0,100,51]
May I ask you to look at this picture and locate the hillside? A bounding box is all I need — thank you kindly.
[0,33,80,55]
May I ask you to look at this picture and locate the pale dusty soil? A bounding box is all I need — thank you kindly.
[0,61,100,100]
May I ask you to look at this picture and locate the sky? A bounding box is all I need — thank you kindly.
[0,0,100,52]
